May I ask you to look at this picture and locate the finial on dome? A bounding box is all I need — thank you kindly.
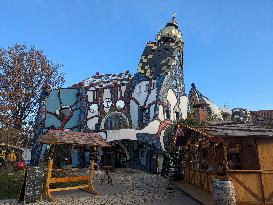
[172,13,176,21]
[155,15,182,43]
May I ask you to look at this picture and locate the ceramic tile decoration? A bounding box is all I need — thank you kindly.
[212,179,236,205]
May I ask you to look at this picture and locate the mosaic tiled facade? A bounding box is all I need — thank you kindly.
[31,16,189,166]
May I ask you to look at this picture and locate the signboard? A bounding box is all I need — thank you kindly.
[19,166,44,204]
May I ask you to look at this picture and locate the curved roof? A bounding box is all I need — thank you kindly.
[156,15,183,43]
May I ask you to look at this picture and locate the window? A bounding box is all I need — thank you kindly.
[176,112,180,119]
[104,98,112,108]
[139,107,150,128]
[172,79,177,88]
[93,91,96,101]
[137,86,141,94]
[165,109,170,120]
[145,84,149,92]
[105,113,129,130]
[152,82,156,89]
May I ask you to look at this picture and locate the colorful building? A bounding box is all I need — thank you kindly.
[31,15,223,173]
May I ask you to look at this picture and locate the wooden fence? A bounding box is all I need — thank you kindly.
[184,167,273,204]
[184,167,218,193]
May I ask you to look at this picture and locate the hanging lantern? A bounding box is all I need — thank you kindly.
[175,125,185,146]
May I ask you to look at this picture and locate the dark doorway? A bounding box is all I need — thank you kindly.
[102,143,128,168]
[146,150,157,173]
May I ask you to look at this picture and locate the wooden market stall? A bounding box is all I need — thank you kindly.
[40,129,110,202]
[177,122,273,204]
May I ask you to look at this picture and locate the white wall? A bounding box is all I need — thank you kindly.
[166,89,178,121]
[146,81,157,105]
[87,104,99,130]
[106,129,137,142]
[87,117,99,130]
[120,85,126,98]
[132,81,149,106]
[179,96,188,119]
[87,90,94,102]
[130,100,139,129]
[103,88,112,113]
[158,105,164,121]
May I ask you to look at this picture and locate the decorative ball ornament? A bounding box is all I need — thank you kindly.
[116,100,125,109]
[16,161,26,170]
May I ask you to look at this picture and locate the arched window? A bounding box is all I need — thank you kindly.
[165,109,170,120]
[104,113,129,130]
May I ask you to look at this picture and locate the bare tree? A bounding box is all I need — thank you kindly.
[0,44,65,146]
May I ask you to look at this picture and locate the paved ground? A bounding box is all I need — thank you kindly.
[0,168,200,205]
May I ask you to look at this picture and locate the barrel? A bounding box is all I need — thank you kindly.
[212,179,236,205]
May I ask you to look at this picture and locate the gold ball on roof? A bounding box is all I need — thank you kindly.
[156,16,183,43]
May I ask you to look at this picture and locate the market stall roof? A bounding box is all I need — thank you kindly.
[40,129,110,147]
[197,122,273,138]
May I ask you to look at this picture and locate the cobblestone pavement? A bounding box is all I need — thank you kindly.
[0,168,200,205]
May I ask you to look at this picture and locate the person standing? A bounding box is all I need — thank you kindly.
[110,150,115,172]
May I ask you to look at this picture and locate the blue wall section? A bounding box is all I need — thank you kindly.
[45,113,61,128]
[60,89,79,106]
[46,90,60,113]
[44,88,81,130]
[64,109,81,130]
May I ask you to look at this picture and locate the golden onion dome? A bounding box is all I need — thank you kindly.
[156,14,183,43]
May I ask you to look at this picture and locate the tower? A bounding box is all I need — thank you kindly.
[130,15,188,129]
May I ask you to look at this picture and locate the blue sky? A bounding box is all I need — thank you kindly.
[1,0,273,110]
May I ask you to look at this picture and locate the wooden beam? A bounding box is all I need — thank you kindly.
[228,173,264,202]
[227,170,262,173]
[50,185,89,192]
[49,176,89,183]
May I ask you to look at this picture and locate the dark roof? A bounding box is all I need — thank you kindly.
[250,110,273,129]
[40,130,110,147]
[197,121,273,138]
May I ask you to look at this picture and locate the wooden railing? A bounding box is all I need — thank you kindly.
[184,167,273,204]
[43,159,99,202]
[184,167,220,193]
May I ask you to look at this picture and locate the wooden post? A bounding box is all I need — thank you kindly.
[256,141,266,203]
[43,158,57,202]
[223,142,228,179]
[86,147,99,195]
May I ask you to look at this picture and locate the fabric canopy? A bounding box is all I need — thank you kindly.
[40,129,110,147]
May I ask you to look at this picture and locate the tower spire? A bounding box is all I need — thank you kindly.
[156,15,182,43]
[172,13,176,20]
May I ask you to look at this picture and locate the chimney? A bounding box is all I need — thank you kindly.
[195,108,207,121]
